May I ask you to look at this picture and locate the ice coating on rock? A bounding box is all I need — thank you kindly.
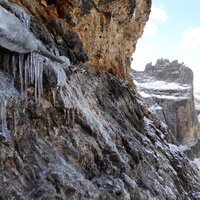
[0,5,70,65]
[44,61,67,87]
[0,100,11,145]
[50,47,60,56]
[32,53,44,105]
[59,56,70,70]
[0,0,30,29]
[0,72,17,145]
[18,54,24,98]
[1,100,7,132]
[0,5,38,53]
[0,71,19,100]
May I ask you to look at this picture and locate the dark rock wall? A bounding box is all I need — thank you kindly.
[0,68,200,199]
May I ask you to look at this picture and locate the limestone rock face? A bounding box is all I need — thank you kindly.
[133,59,199,144]
[9,0,151,79]
[1,2,200,200]
[195,97,200,124]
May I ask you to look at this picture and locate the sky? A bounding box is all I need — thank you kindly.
[131,0,200,92]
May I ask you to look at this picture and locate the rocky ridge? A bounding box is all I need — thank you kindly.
[0,1,200,200]
[132,58,199,144]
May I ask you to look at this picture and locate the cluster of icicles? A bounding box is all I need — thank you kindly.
[2,52,44,104]
[0,51,47,142]
[0,5,59,142]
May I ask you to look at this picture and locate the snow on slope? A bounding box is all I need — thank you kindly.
[134,79,191,101]
[135,80,191,91]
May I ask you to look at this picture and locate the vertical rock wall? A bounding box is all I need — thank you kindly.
[133,59,199,144]
[10,0,151,79]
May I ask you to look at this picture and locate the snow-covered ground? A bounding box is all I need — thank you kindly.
[139,91,188,100]
[169,142,200,172]
[135,80,191,91]
[134,79,191,101]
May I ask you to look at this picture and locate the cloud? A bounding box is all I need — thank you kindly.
[144,4,168,37]
[144,21,158,37]
[151,4,168,23]
[178,26,200,49]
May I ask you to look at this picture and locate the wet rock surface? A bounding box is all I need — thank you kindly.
[132,59,199,144]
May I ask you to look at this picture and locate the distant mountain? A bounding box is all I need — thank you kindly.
[194,93,200,121]
[132,58,199,144]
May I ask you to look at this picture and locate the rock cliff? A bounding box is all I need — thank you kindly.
[0,1,200,200]
[132,58,199,144]
[8,0,151,80]
[194,96,200,122]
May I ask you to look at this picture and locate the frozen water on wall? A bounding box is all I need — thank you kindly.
[0,71,19,100]
[0,5,38,53]
[0,2,70,103]
[0,2,71,140]
[0,100,11,145]
[0,0,31,29]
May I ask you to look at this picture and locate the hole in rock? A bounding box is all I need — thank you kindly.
[46,0,56,5]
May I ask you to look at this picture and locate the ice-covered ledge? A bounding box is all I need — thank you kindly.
[0,4,70,65]
[0,5,38,53]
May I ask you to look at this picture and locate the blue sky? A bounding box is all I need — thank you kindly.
[132,0,200,91]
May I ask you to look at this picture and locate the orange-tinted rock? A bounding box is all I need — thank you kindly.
[10,0,151,79]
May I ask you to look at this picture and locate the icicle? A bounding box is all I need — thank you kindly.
[72,108,75,125]
[32,53,44,105]
[37,60,42,105]
[26,54,30,84]
[34,55,38,104]
[3,54,9,72]
[13,110,18,135]
[30,52,34,84]
[24,55,29,106]
[38,59,43,104]
[40,63,43,97]
[51,88,57,106]
[18,54,24,99]
[64,108,66,120]
[12,55,16,78]
[1,100,7,135]
[67,108,70,125]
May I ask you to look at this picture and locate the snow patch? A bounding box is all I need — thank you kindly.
[191,158,200,171]
[168,143,180,153]
[137,81,190,91]
[139,91,188,100]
